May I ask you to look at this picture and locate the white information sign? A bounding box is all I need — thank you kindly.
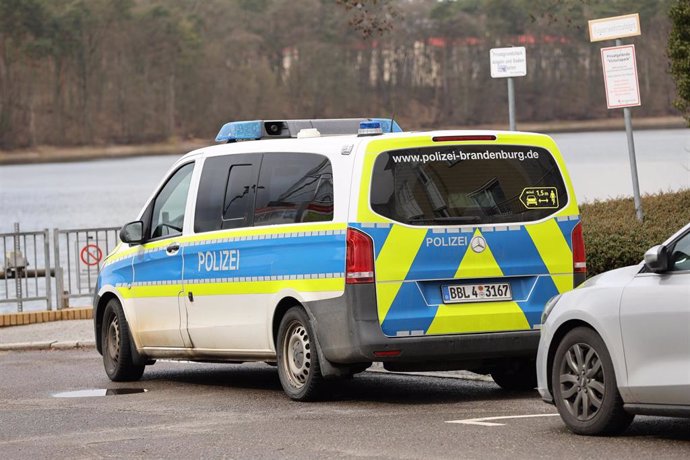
[489,47,526,78]
[601,45,641,109]
[588,13,641,42]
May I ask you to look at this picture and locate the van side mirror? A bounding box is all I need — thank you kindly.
[644,244,670,273]
[120,221,144,244]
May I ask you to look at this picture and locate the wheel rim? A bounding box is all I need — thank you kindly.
[106,315,120,364]
[559,342,605,421]
[281,320,311,389]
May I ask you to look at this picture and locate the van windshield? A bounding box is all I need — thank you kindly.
[370,144,567,225]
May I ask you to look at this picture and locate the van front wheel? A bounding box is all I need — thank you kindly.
[276,306,325,401]
[101,298,145,381]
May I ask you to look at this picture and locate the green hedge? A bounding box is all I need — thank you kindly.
[580,189,690,276]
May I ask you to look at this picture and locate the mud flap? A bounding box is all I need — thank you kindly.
[305,306,370,379]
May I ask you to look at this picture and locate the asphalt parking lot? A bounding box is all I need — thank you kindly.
[1,349,688,459]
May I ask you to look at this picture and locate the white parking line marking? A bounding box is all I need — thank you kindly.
[446,413,560,426]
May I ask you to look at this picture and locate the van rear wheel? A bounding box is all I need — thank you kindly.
[276,306,325,401]
[491,358,537,391]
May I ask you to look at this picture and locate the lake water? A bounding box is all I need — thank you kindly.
[552,129,690,202]
[1,129,688,233]
[0,129,688,312]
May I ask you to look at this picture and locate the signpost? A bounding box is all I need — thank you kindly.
[490,46,527,131]
[589,14,644,222]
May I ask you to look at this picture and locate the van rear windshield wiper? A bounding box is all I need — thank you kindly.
[409,216,481,225]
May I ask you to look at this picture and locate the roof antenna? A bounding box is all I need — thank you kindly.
[389,54,408,133]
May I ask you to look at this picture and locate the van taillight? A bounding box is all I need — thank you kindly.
[572,222,587,275]
[346,228,375,284]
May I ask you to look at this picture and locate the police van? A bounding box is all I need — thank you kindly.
[94,118,586,400]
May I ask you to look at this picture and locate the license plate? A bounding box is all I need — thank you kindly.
[441,283,512,304]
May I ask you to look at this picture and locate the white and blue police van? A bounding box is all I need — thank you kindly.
[94,118,585,400]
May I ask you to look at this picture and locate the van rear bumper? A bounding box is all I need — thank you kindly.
[305,284,540,370]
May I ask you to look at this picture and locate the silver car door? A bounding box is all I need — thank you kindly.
[620,230,690,405]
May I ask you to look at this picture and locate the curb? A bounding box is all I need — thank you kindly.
[0,340,96,351]
[0,308,93,327]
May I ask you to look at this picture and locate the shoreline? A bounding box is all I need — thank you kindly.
[0,116,686,166]
[0,139,208,166]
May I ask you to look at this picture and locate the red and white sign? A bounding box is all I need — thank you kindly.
[601,44,641,109]
[80,244,103,266]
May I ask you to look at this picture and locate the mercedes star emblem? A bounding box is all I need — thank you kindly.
[470,235,487,253]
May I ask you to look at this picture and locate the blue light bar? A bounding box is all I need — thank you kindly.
[214,118,403,143]
[215,120,262,143]
[370,118,403,133]
[358,121,383,136]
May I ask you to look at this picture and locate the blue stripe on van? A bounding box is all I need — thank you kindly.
[404,229,471,281]
[517,275,559,326]
[380,282,439,336]
[127,233,346,284]
[484,228,548,276]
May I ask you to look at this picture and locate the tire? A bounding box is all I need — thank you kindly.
[491,358,537,391]
[551,327,634,435]
[276,306,325,401]
[101,298,145,382]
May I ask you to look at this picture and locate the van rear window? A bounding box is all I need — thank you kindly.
[370,145,567,225]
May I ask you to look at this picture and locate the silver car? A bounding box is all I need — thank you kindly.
[537,222,690,435]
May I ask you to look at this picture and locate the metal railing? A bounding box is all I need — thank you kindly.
[53,227,120,309]
[0,223,120,312]
[0,223,52,311]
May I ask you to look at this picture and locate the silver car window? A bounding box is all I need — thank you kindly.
[670,231,690,272]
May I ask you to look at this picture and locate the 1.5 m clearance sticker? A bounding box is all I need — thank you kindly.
[520,187,558,209]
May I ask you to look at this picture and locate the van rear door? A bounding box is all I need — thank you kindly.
[353,135,580,338]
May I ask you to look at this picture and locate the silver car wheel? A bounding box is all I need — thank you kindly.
[106,315,121,364]
[559,342,605,421]
[281,320,311,389]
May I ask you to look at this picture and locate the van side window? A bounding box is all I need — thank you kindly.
[254,153,334,226]
[222,164,255,228]
[150,162,194,239]
[194,155,259,233]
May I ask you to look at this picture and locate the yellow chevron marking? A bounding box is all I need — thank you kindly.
[374,225,426,323]
[376,281,403,325]
[427,300,530,334]
[428,228,530,334]
[526,219,573,293]
[454,229,504,279]
[376,225,427,282]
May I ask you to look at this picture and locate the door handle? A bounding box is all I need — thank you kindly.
[166,242,180,254]
[188,291,194,302]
